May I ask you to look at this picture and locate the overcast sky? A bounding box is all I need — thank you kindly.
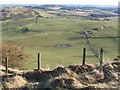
[0,0,119,5]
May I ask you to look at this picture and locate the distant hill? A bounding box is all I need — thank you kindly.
[0,5,118,21]
[29,5,118,18]
[0,6,39,21]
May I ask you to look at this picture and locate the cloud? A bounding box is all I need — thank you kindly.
[0,0,119,5]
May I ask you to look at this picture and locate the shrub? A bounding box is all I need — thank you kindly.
[1,42,29,68]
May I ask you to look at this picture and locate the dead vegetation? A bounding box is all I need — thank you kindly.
[2,75,27,88]
[0,58,120,89]
[2,42,29,68]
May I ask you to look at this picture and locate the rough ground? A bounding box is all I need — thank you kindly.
[0,57,120,89]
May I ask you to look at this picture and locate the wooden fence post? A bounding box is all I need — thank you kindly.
[5,57,8,74]
[100,48,103,72]
[82,48,86,65]
[38,53,41,70]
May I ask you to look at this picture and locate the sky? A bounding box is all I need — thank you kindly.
[0,0,119,5]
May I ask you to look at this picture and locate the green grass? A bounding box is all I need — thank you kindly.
[94,9,117,15]
[39,10,57,17]
[2,17,118,69]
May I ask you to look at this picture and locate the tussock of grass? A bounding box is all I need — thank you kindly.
[1,59,120,89]
[3,76,27,88]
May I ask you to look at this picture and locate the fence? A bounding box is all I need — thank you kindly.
[4,48,104,74]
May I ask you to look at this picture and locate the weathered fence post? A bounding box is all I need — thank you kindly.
[38,53,41,70]
[82,48,86,65]
[5,57,8,74]
[100,48,103,72]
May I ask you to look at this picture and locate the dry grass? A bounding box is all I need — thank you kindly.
[3,76,27,88]
[0,60,120,89]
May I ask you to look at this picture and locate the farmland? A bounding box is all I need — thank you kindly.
[2,5,118,69]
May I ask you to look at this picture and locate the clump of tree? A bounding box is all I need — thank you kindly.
[2,42,29,68]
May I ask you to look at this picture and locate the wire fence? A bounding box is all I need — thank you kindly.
[4,47,104,73]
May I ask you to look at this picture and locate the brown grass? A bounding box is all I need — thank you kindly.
[1,60,120,89]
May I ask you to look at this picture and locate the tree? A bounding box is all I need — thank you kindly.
[2,42,29,68]
[35,12,39,24]
[35,15,39,24]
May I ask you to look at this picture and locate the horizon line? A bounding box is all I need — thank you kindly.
[0,4,118,6]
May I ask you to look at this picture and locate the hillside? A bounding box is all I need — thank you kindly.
[2,16,118,69]
[0,6,39,21]
[2,5,119,69]
[1,4,119,89]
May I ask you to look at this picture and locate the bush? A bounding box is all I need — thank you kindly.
[2,42,29,68]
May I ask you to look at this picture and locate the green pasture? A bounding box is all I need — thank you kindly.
[2,17,118,69]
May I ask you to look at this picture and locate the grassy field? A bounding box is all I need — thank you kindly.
[2,17,118,69]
